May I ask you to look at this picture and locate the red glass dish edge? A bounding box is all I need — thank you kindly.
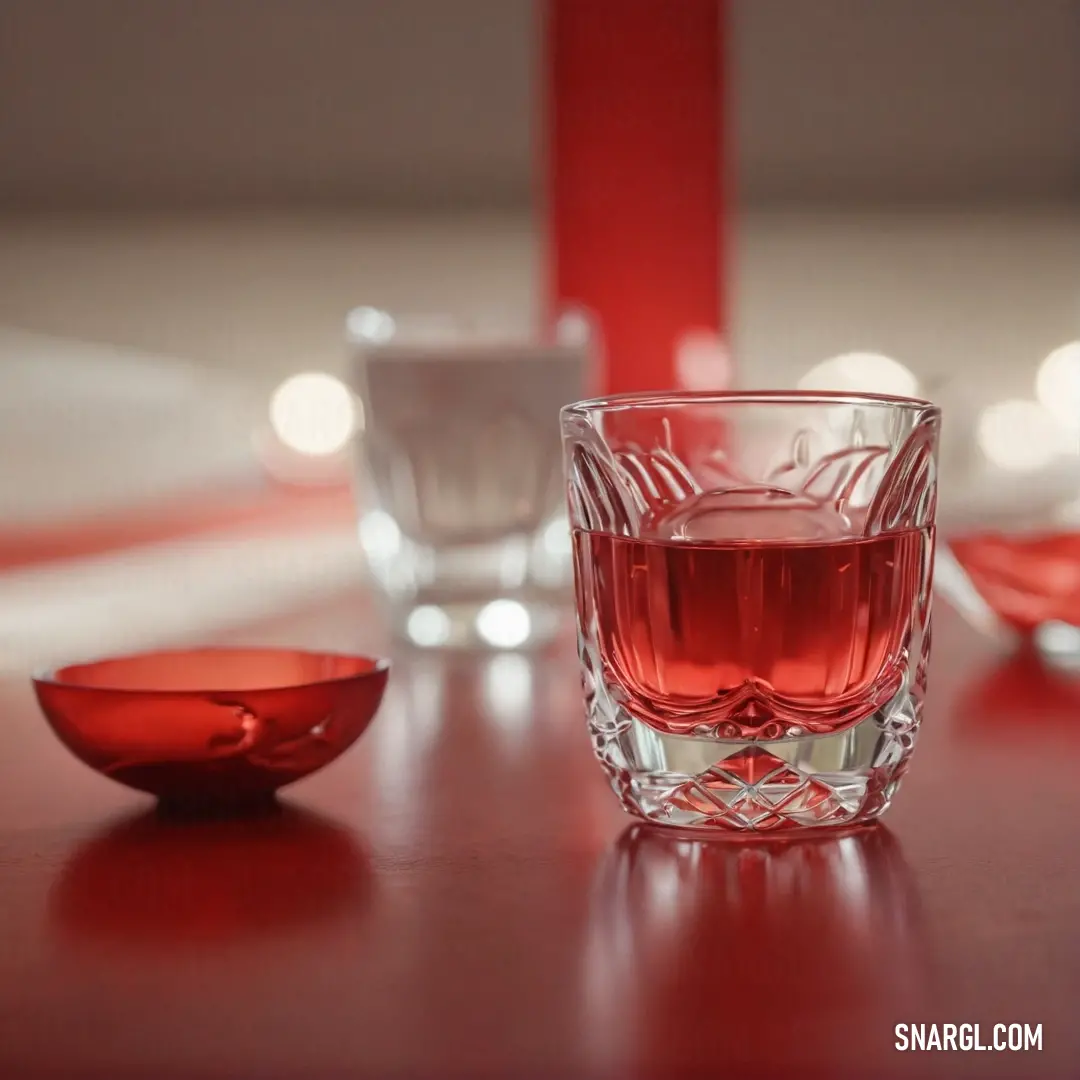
[31,646,392,696]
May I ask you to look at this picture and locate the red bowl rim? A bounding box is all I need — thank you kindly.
[32,646,391,696]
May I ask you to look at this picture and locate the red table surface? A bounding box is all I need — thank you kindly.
[0,590,1078,1079]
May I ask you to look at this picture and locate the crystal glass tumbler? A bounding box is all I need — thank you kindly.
[350,310,589,649]
[563,391,940,832]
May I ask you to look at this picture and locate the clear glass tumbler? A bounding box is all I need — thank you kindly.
[350,309,589,649]
[563,390,939,832]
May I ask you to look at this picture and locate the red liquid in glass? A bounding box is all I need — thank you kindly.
[578,526,930,738]
[949,530,1080,632]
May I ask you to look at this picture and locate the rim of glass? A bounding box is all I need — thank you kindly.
[346,305,593,350]
[561,388,939,417]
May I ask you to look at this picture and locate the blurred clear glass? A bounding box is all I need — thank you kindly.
[348,309,591,649]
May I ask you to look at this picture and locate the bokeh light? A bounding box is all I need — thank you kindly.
[406,605,452,648]
[269,373,357,456]
[475,599,532,649]
[541,517,573,558]
[798,352,918,397]
[346,306,396,344]
[676,331,732,390]
[975,398,1073,473]
[358,510,403,560]
[482,653,534,733]
[1035,340,1080,434]
[554,308,593,348]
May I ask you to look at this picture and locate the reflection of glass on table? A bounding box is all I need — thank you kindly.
[349,310,590,649]
[583,824,925,1077]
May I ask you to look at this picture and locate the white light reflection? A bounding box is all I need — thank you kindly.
[835,836,872,935]
[269,372,357,456]
[975,398,1074,473]
[346,306,396,344]
[406,604,452,648]
[541,517,573,558]
[371,657,445,843]
[1034,621,1080,672]
[555,307,593,348]
[1035,340,1080,434]
[482,654,534,742]
[475,599,532,649]
[497,537,531,590]
[798,352,918,398]
[530,517,574,590]
[676,331,732,391]
[358,509,402,560]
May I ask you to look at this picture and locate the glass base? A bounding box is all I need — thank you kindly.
[586,679,920,833]
[361,515,574,651]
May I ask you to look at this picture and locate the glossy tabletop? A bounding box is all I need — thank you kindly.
[1,591,1078,1080]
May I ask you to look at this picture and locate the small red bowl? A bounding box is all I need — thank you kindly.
[33,647,390,811]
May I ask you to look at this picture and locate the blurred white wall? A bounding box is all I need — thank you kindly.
[3,2,1073,662]
[734,0,1080,205]
[0,0,1075,210]
[0,0,1075,523]
[0,0,532,210]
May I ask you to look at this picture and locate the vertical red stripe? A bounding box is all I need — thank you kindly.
[545,0,726,396]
